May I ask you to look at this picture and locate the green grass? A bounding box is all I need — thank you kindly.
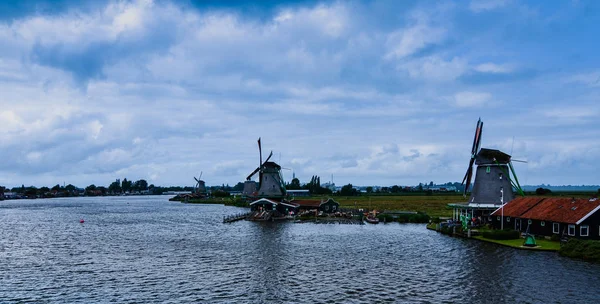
[473,235,560,251]
[177,194,463,218]
[312,194,461,218]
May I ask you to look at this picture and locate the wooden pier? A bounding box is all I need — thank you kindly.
[223,212,252,223]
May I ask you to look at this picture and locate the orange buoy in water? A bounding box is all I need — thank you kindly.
[79,219,85,223]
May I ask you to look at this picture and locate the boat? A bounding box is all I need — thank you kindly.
[365,210,379,224]
[365,216,379,224]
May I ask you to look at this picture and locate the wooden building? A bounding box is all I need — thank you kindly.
[491,197,600,240]
[320,198,340,213]
[250,198,298,214]
[292,198,340,213]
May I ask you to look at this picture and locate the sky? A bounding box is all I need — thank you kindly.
[0,0,599,188]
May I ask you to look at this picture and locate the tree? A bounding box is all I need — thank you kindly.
[340,184,358,196]
[85,184,97,196]
[65,184,76,192]
[366,186,373,193]
[233,182,245,192]
[288,178,301,190]
[97,186,107,195]
[51,184,61,191]
[535,188,552,195]
[391,185,400,193]
[109,180,121,194]
[133,179,148,191]
[417,183,423,192]
[121,178,132,192]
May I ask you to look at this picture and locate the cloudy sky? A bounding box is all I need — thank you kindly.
[0,0,599,188]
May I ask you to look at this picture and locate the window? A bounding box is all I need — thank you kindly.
[581,225,589,237]
[541,221,545,227]
[553,223,559,234]
[497,216,500,221]
[506,217,511,222]
[568,225,575,236]
[528,219,532,224]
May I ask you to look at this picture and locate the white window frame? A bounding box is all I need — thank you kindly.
[568,224,575,236]
[580,225,589,237]
[553,223,559,234]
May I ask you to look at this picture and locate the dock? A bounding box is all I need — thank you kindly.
[223,212,252,223]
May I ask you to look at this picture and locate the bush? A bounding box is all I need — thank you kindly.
[395,212,430,223]
[535,188,552,195]
[482,229,521,240]
[559,239,600,262]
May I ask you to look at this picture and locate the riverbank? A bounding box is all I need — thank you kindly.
[173,194,457,218]
[559,239,600,262]
[472,235,560,251]
[426,223,560,251]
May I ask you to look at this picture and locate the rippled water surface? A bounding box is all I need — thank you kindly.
[2,196,600,303]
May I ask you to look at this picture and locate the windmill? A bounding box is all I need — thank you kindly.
[461,118,524,205]
[245,137,286,198]
[194,172,207,195]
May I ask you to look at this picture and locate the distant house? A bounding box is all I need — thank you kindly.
[287,190,310,197]
[491,197,600,240]
[292,198,340,213]
[319,198,340,213]
[249,198,298,214]
[292,199,321,211]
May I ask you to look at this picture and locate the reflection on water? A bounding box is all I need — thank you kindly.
[1,196,600,303]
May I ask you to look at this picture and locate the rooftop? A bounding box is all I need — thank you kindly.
[491,197,600,224]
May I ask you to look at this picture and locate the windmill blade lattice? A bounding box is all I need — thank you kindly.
[462,118,483,196]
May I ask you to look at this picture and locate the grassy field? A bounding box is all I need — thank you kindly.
[309,194,463,218]
[472,235,561,251]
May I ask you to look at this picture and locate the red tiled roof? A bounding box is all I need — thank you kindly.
[292,200,321,207]
[492,197,600,224]
[491,197,545,218]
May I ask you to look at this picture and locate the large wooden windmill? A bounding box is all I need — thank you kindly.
[461,118,524,203]
[194,172,207,196]
[246,138,287,198]
[449,118,524,225]
[245,138,296,221]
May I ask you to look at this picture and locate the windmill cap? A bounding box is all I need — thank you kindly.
[262,161,281,169]
[477,148,511,164]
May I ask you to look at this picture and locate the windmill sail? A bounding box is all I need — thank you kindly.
[462,118,483,196]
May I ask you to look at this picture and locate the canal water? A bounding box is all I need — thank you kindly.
[1,196,599,303]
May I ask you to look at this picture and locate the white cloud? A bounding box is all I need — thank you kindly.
[474,62,513,74]
[542,106,599,121]
[400,56,468,81]
[454,91,492,107]
[385,23,446,59]
[563,71,600,87]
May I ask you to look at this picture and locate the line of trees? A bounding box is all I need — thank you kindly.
[286,175,333,195]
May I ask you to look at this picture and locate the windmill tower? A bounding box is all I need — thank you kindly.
[194,172,207,196]
[246,138,286,198]
[242,180,257,198]
[451,118,524,224]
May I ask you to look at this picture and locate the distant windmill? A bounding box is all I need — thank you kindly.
[461,118,524,205]
[194,172,207,195]
[245,137,286,198]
